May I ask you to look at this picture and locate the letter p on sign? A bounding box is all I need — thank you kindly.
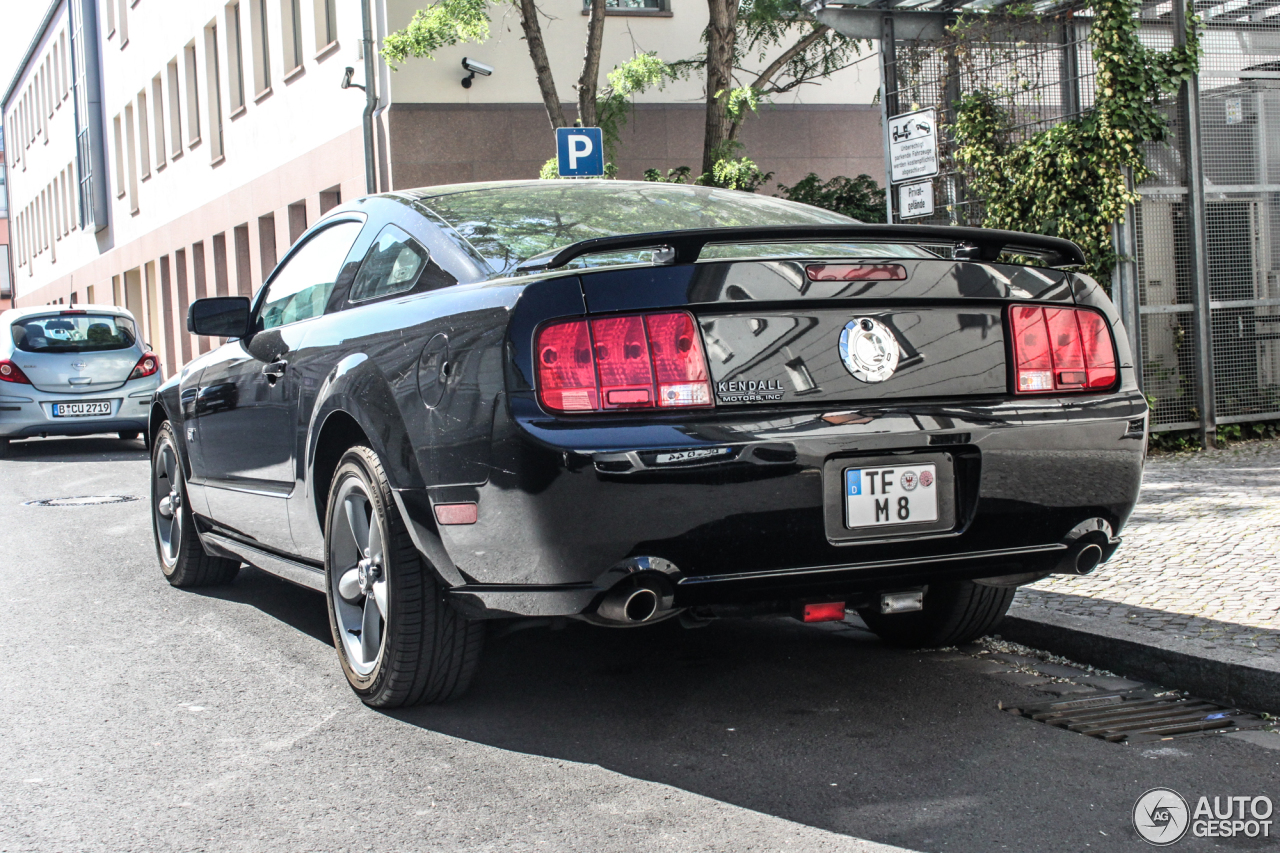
[556,127,605,177]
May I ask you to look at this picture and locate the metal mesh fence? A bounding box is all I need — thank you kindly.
[881,2,1280,431]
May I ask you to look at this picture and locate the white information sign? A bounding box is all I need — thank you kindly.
[888,108,939,184]
[898,181,935,219]
[1225,97,1243,126]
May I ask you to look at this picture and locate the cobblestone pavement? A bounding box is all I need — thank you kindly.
[1014,439,1280,660]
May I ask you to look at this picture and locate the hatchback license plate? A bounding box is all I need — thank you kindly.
[845,464,939,529]
[52,401,112,417]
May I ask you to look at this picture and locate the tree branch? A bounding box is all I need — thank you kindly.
[727,24,831,143]
[517,0,567,129]
[578,0,607,127]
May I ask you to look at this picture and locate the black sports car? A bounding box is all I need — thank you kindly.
[149,180,1147,706]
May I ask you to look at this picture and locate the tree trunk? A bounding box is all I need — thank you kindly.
[577,0,607,128]
[517,0,566,129]
[727,24,831,144]
[702,0,740,176]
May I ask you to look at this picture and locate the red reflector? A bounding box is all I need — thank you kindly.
[535,311,713,413]
[805,263,907,282]
[1010,306,1116,395]
[801,601,846,623]
[434,503,478,525]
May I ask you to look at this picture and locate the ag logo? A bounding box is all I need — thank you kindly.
[839,317,901,383]
[1134,788,1190,846]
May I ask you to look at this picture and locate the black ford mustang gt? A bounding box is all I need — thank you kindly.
[148,180,1146,706]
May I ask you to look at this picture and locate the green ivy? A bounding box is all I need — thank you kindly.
[951,0,1200,282]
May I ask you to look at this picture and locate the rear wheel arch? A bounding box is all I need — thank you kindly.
[311,409,373,534]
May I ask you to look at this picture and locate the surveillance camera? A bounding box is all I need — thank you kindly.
[462,57,494,77]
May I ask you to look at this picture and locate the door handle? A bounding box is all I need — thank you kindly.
[262,360,288,382]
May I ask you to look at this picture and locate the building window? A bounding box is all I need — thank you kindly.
[205,23,225,160]
[167,59,183,156]
[152,75,166,169]
[313,0,337,51]
[105,0,116,36]
[113,113,125,198]
[123,102,138,210]
[227,3,246,111]
[251,0,272,94]
[583,0,668,9]
[184,42,201,144]
[117,0,129,44]
[282,0,304,72]
[0,163,7,216]
[137,89,151,178]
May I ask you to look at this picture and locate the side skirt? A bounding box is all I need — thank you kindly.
[200,531,326,593]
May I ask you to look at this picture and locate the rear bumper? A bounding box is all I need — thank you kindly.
[419,390,1147,618]
[0,385,154,438]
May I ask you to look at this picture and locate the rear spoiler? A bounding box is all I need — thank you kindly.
[516,224,1086,271]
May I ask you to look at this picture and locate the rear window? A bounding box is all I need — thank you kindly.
[11,314,138,353]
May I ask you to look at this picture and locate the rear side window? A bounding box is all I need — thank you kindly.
[11,314,138,353]
[349,224,456,303]
[258,220,364,331]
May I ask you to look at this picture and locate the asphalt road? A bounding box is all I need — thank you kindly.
[1,435,1277,853]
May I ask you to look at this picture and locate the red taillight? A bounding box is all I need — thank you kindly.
[799,601,846,623]
[1010,306,1117,394]
[129,353,160,380]
[805,263,907,282]
[0,360,32,384]
[536,311,713,413]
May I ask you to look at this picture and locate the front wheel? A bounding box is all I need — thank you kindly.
[858,580,1015,649]
[151,421,240,587]
[325,445,484,707]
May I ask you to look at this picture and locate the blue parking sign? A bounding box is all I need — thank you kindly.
[556,127,605,177]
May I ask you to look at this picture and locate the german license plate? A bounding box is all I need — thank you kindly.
[52,401,112,417]
[845,464,939,529]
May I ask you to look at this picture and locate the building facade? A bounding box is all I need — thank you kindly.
[3,0,883,378]
[0,124,10,308]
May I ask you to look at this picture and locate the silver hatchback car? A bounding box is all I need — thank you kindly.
[0,305,161,453]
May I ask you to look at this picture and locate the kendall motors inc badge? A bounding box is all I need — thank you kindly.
[839,317,901,383]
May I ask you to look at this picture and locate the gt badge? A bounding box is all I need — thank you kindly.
[839,317,901,383]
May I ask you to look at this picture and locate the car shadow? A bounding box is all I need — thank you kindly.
[2,434,149,462]
[383,616,1042,850]
[193,565,335,647]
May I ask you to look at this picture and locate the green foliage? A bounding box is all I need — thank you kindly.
[597,53,687,161]
[950,0,1200,282]
[734,0,864,99]
[638,157,772,191]
[642,166,694,184]
[1147,420,1280,453]
[540,158,618,180]
[381,0,490,69]
[775,173,886,222]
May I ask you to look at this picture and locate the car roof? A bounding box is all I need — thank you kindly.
[2,304,138,324]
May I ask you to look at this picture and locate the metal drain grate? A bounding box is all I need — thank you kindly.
[22,495,140,507]
[1009,691,1268,743]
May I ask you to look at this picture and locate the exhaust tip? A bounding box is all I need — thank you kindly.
[1074,543,1103,575]
[623,588,659,623]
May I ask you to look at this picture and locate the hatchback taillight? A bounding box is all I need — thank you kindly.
[0,360,32,384]
[1009,305,1117,394]
[129,353,160,380]
[536,311,713,413]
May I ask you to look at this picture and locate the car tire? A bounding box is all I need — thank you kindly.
[324,445,485,707]
[119,431,142,441]
[151,421,241,587]
[858,581,1015,649]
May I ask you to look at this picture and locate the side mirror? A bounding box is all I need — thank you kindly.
[188,297,252,337]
